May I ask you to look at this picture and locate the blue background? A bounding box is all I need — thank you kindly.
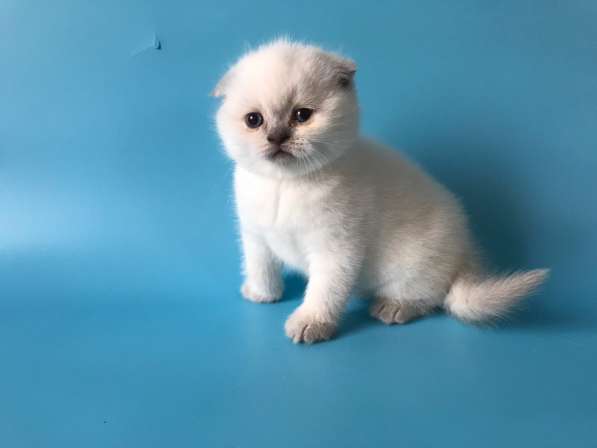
[2,1,596,446]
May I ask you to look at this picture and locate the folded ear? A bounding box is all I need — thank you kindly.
[335,57,357,88]
[211,67,235,98]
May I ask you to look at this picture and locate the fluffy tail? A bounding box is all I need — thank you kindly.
[444,269,549,322]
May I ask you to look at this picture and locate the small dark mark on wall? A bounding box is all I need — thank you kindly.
[153,34,162,50]
[131,33,162,57]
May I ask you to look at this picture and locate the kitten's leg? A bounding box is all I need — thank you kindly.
[240,230,283,303]
[285,256,357,344]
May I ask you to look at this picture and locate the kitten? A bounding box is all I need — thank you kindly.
[213,39,548,344]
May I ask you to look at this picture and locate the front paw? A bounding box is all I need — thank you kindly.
[241,282,281,303]
[284,306,337,344]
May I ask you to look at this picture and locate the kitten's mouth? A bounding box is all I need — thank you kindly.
[266,147,294,161]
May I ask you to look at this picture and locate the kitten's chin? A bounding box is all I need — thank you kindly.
[235,154,312,179]
[245,155,328,179]
[259,158,308,178]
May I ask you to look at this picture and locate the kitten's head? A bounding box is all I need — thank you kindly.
[213,39,359,178]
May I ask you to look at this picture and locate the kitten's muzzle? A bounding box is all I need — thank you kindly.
[265,128,293,160]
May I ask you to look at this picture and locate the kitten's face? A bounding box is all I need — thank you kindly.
[214,41,359,178]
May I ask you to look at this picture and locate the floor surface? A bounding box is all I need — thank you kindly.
[2,1,596,447]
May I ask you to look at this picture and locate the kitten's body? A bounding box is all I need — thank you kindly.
[236,137,468,298]
[215,40,547,343]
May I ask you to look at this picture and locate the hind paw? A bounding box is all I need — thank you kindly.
[369,299,423,325]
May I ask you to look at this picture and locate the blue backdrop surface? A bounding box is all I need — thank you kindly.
[1,1,596,447]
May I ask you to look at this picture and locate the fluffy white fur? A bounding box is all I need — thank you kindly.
[214,39,548,344]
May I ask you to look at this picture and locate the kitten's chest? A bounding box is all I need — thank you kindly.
[234,168,333,268]
[235,170,320,231]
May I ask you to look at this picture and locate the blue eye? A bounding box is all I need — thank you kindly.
[294,108,313,123]
[245,112,263,128]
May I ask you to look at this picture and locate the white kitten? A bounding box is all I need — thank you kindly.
[213,39,548,344]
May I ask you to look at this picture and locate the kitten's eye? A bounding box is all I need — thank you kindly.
[245,112,263,129]
[294,108,313,123]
